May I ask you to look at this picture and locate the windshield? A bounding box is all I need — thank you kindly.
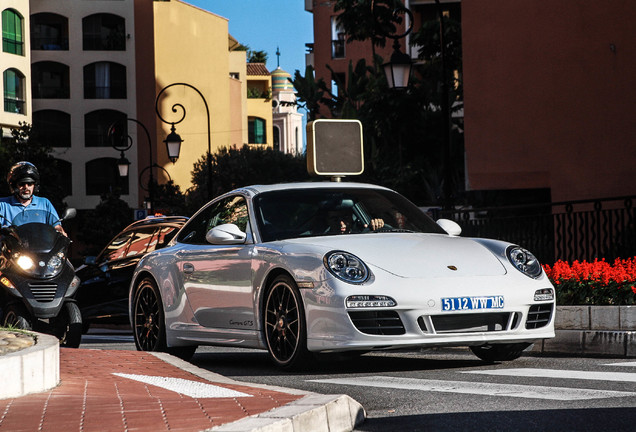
[253,187,446,242]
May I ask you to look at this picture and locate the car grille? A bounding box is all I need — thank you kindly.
[424,312,516,334]
[28,282,57,302]
[348,310,405,335]
[526,304,553,329]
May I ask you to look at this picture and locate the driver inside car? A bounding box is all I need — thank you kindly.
[325,207,385,234]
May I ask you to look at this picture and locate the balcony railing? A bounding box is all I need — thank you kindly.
[436,195,636,264]
[31,37,69,50]
[32,85,70,99]
[4,98,25,114]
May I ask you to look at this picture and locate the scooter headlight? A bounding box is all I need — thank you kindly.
[45,252,66,277]
[17,255,35,271]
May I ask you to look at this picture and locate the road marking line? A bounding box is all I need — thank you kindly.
[113,373,252,398]
[463,368,636,383]
[308,376,635,400]
[603,361,636,367]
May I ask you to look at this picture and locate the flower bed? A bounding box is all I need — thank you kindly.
[543,257,636,305]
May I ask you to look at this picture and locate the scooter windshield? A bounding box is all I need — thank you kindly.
[9,209,61,253]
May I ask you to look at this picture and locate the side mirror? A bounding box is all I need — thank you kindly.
[61,207,77,221]
[206,223,247,245]
[436,219,462,236]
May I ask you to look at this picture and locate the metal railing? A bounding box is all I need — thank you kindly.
[436,196,636,264]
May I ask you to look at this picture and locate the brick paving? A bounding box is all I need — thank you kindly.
[0,349,302,432]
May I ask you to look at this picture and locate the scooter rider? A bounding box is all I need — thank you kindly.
[0,161,67,236]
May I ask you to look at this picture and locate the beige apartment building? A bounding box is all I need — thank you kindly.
[18,0,272,211]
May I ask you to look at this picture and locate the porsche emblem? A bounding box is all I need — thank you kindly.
[447,265,458,271]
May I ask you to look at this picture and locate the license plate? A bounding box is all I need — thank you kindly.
[441,295,504,311]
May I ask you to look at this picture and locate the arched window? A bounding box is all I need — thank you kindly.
[3,68,25,114]
[248,117,266,144]
[86,157,128,195]
[32,61,70,98]
[31,13,69,50]
[33,110,71,147]
[82,13,125,51]
[54,158,72,196]
[84,61,126,99]
[84,109,126,147]
[2,9,24,55]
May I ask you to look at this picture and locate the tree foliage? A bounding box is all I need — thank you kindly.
[186,145,310,213]
[292,1,464,206]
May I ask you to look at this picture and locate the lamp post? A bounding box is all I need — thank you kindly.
[155,83,212,200]
[108,117,157,213]
[377,0,454,210]
[373,2,414,89]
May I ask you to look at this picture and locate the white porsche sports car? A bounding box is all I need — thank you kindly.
[130,182,555,368]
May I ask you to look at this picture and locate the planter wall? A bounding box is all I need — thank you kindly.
[533,305,636,357]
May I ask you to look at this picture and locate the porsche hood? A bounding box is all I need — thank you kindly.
[284,233,508,278]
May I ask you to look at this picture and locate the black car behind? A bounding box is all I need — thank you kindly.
[75,215,188,330]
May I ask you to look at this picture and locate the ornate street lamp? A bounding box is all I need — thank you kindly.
[373,2,414,89]
[155,83,212,200]
[108,117,157,213]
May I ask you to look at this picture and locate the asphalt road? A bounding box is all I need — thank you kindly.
[81,330,636,432]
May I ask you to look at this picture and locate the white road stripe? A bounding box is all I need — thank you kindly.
[308,376,635,400]
[113,373,252,398]
[603,361,636,367]
[463,368,636,383]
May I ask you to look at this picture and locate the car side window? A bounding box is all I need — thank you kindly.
[125,227,157,258]
[178,195,249,245]
[100,231,135,262]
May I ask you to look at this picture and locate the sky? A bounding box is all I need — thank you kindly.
[187,0,314,77]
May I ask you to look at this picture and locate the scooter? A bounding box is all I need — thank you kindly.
[0,207,82,347]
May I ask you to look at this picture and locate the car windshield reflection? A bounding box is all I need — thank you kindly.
[253,187,445,242]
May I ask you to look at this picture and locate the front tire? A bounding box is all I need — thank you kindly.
[470,343,531,362]
[3,303,32,330]
[132,277,196,361]
[263,274,310,369]
[54,302,83,348]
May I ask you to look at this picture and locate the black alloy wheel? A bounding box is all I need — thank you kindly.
[264,274,310,369]
[133,277,166,352]
[132,277,197,360]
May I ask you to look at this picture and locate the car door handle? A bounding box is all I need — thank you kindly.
[183,263,194,274]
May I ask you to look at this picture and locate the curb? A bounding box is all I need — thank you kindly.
[534,329,636,357]
[153,352,367,432]
[0,332,59,400]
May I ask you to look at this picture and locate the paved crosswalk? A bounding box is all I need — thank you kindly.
[309,361,636,401]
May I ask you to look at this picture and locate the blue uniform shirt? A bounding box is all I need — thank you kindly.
[0,195,61,227]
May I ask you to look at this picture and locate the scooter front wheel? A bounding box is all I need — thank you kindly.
[54,302,83,348]
[3,304,32,330]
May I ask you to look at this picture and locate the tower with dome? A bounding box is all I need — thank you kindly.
[271,66,303,155]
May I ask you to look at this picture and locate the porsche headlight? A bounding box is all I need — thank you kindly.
[507,246,542,278]
[324,251,368,284]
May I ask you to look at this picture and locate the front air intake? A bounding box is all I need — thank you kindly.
[348,310,405,335]
[526,304,553,329]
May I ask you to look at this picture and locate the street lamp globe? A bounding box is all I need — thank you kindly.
[164,124,183,163]
[383,45,412,90]
[116,152,131,177]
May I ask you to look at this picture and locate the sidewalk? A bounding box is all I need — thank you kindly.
[0,346,365,432]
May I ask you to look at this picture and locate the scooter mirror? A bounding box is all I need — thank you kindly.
[61,208,77,221]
